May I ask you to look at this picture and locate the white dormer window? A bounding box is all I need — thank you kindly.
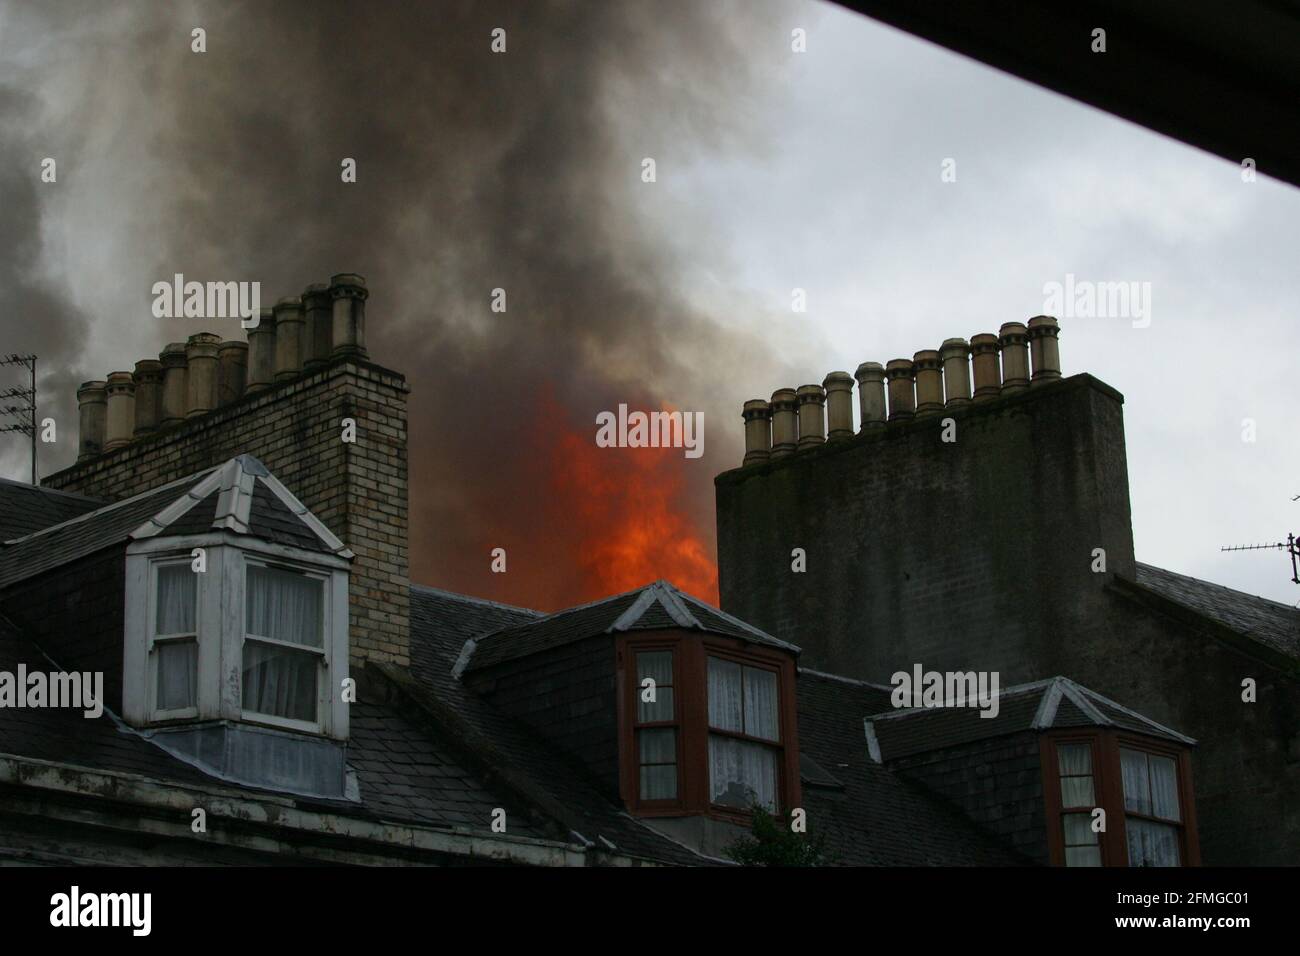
[123,456,352,741]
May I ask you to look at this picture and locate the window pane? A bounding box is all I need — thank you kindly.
[638,727,676,764]
[1062,812,1098,847]
[1127,818,1181,867]
[636,652,674,722]
[1057,743,1092,776]
[246,565,323,647]
[156,564,196,635]
[639,764,677,801]
[1121,748,1152,815]
[1149,755,1181,821]
[1060,776,1095,808]
[242,640,318,721]
[707,657,742,732]
[709,734,778,810]
[156,639,196,711]
[743,666,780,741]
[1065,846,1102,867]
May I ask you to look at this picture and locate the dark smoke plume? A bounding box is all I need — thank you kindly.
[0,0,808,609]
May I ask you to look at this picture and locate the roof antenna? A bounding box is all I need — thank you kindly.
[0,354,37,486]
[1221,495,1300,590]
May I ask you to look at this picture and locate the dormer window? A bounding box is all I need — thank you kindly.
[619,632,800,819]
[243,562,330,728]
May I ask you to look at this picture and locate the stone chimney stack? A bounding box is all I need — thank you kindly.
[159,343,188,427]
[940,338,972,407]
[913,350,944,416]
[103,372,136,451]
[329,273,368,360]
[76,381,107,462]
[796,385,826,450]
[132,360,163,437]
[742,400,772,466]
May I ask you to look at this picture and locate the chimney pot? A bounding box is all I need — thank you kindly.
[76,380,107,462]
[970,333,1001,401]
[912,350,944,416]
[217,341,249,406]
[158,343,189,427]
[273,296,305,381]
[329,273,369,360]
[302,283,333,371]
[131,359,164,437]
[741,399,773,466]
[822,371,855,440]
[854,361,886,429]
[939,338,972,407]
[184,333,222,418]
[1027,315,1062,384]
[884,359,916,420]
[770,388,798,459]
[796,384,827,449]
[998,321,1030,393]
[103,371,136,451]
[245,308,277,393]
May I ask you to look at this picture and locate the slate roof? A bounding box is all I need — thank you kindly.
[408,585,721,865]
[0,478,103,541]
[461,579,799,673]
[1133,561,1300,662]
[794,670,1024,865]
[0,455,343,590]
[0,613,548,841]
[866,676,1195,763]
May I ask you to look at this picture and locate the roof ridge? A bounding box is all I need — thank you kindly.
[798,667,894,692]
[411,584,543,618]
[1136,561,1300,616]
[668,584,800,651]
[474,580,659,643]
[1064,677,1197,745]
[1,465,218,546]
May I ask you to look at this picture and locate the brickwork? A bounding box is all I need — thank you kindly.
[43,358,410,667]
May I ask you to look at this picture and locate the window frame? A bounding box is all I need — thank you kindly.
[124,531,351,740]
[617,630,801,822]
[1040,729,1200,867]
[629,643,683,811]
[146,555,201,721]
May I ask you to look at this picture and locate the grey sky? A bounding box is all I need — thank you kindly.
[3,0,1297,604]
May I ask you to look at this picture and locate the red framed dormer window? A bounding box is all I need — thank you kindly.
[1041,730,1199,867]
[618,631,800,821]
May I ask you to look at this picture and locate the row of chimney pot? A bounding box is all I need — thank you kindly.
[75,274,369,461]
[741,317,1061,465]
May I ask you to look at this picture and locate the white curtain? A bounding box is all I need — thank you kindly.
[1149,755,1181,821]
[1057,743,1095,807]
[1121,748,1152,815]
[743,667,779,741]
[246,566,322,647]
[708,735,778,810]
[156,564,195,635]
[155,640,196,710]
[708,657,742,731]
[242,641,317,720]
[1127,819,1180,866]
[636,651,674,722]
